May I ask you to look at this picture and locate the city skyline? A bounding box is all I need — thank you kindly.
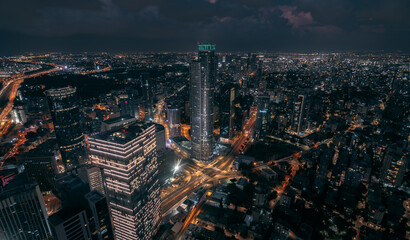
[1,0,410,55]
[0,1,409,239]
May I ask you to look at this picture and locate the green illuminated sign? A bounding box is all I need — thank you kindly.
[198,44,216,51]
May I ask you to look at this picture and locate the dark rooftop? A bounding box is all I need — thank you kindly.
[90,121,153,144]
[48,208,85,227]
[103,116,136,124]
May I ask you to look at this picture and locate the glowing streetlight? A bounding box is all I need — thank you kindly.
[173,158,182,175]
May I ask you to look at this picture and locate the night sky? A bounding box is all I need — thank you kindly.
[1,0,409,55]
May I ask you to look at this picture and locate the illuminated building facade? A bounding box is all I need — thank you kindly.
[11,103,27,124]
[89,122,161,240]
[190,44,217,161]
[45,86,85,169]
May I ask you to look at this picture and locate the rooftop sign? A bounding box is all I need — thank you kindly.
[198,44,216,51]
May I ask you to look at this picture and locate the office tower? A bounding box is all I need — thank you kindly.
[45,86,86,169]
[56,173,91,209]
[155,123,166,152]
[167,100,182,138]
[89,122,161,240]
[49,209,91,240]
[85,190,114,240]
[50,173,114,240]
[190,43,217,161]
[291,94,310,134]
[0,169,52,240]
[254,94,270,141]
[119,94,135,118]
[141,76,153,122]
[22,154,57,192]
[220,84,236,142]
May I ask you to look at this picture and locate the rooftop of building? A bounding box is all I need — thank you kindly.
[0,170,37,200]
[44,86,76,97]
[90,121,153,144]
[56,173,87,191]
[102,116,136,124]
[155,123,165,131]
[48,207,85,227]
[85,190,105,203]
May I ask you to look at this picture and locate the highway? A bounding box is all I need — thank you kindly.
[0,65,60,121]
[0,64,61,164]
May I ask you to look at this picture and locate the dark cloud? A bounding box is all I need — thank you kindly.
[0,0,409,55]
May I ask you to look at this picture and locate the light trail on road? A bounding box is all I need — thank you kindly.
[160,107,257,216]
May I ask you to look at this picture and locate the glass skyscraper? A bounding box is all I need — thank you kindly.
[220,84,235,142]
[190,44,217,161]
[167,98,182,139]
[45,86,85,169]
[88,122,161,240]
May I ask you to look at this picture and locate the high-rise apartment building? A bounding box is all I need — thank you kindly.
[45,86,86,169]
[89,122,161,240]
[190,43,217,161]
[0,169,52,240]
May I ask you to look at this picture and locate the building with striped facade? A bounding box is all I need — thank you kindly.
[89,122,161,240]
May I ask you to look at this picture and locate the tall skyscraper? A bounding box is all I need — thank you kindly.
[190,43,217,161]
[45,86,86,169]
[167,99,182,138]
[119,94,135,118]
[89,122,161,240]
[141,76,154,122]
[254,94,270,141]
[85,190,114,240]
[220,84,235,142]
[291,94,310,134]
[0,169,52,240]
